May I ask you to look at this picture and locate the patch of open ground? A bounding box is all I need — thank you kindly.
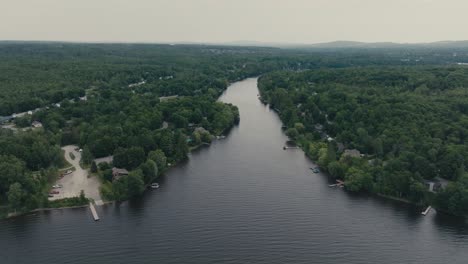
[49,145,102,204]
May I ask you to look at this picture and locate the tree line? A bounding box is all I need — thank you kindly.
[259,66,468,216]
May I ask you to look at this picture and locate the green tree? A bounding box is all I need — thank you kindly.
[148,149,167,172]
[140,159,158,183]
[81,146,94,165]
[90,161,98,173]
[127,170,145,198]
[345,167,373,192]
[328,161,345,179]
[7,182,24,212]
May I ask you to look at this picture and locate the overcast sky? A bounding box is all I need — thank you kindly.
[1,0,467,44]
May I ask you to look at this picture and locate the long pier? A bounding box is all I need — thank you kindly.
[283,146,300,150]
[421,206,432,216]
[89,202,99,221]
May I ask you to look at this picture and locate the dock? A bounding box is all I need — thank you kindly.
[89,202,99,221]
[421,206,432,216]
[283,146,300,150]
[336,180,345,187]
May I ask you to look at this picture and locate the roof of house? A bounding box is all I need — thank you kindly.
[194,127,208,134]
[112,167,129,175]
[343,149,361,158]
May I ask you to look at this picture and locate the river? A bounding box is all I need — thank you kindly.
[1,78,467,264]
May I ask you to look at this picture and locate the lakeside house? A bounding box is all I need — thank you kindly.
[112,167,129,181]
[94,156,113,165]
[159,95,179,102]
[424,177,450,193]
[194,127,209,134]
[128,80,146,88]
[31,121,43,128]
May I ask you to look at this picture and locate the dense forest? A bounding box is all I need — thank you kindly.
[259,67,468,216]
[0,43,267,213]
[1,42,468,217]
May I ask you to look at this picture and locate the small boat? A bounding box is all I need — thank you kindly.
[150,183,160,189]
[328,184,337,187]
[310,167,320,173]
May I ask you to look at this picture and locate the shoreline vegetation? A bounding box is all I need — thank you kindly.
[258,68,468,217]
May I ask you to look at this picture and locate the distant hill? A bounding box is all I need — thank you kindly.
[291,40,468,50]
[221,40,468,50]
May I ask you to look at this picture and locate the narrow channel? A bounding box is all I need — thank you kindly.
[1,78,467,264]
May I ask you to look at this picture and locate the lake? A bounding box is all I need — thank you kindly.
[1,78,467,264]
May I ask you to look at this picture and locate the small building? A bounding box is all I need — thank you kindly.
[94,156,114,165]
[12,112,27,118]
[112,167,129,181]
[159,95,179,102]
[424,177,449,193]
[31,121,43,128]
[194,127,209,134]
[343,149,361,158]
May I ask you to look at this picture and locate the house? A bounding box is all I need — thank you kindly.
[12,112,27,118]
[424,177,449,193]
[31,121,43,128]
[314,124,324,131]
[194,127,209,134]
[112,167,129,181]
[94,156,113,165]
[343,149,361,158]
[159,95,179,102]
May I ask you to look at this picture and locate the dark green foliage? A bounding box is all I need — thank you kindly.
[81,146,94,165]
[140,160,158,183]
[259,67,468,213]
[90,161,98,173]
[111,169,145,201]
[148,149,167,172]
[47,191,88,208]
[113,147,145,170]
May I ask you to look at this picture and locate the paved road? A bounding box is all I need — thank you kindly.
[49,145,102,203]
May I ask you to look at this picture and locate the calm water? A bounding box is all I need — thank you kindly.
[1,78,468,264]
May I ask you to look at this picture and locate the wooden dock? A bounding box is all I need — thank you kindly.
[283,146,300,150]
[421,206,432,216]
[89,202,99,221]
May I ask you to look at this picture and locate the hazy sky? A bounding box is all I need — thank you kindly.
[1,0,467,44]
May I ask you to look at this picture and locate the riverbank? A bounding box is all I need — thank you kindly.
[269,101,432,214]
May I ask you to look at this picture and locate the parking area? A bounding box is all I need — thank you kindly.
[49,145,102,203]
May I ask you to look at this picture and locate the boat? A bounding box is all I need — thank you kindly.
[310,167,320,173]
[328,184,337,187]
[150,183,160,189]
